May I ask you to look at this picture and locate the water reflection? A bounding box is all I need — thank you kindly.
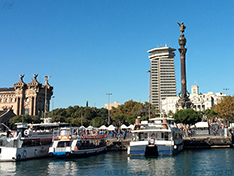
[0,162,16,175]
[0,158,51,176]
[126,155,176,175]
[0,149,233,176]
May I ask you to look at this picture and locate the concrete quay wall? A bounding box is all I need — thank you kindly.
[183,136,233,149]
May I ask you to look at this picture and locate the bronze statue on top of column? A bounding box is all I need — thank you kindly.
[177,22,192,110]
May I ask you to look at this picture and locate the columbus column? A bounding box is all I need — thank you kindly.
[177,22,192,110]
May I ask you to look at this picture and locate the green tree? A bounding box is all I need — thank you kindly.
[112,114,126,127]
[90,117,106,127]
[203,108,218,134]
[211,96,234,127]
[173,109,202,136]
[51,115,66,123]
[9,115,41,129]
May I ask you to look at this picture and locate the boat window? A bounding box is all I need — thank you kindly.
[22,140,32,147]
[13,140,17,147]
[100,139,105,147]
[57,141,71,148]
[80,141,85,149]
[40,138,52,146]
[61,130,70,136]
[161,132,169,140]
[31,139,40,146]
[86,141,90,149]
[136,133,147,141]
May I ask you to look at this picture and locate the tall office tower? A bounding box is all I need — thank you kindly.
[147,45,177,110]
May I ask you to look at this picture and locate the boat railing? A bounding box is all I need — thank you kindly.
[80,134,106,139]
[132,136,172,142]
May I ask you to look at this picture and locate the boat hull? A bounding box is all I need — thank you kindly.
[0,145,50,162]
[50,146,107,158]
[128,141,183,156]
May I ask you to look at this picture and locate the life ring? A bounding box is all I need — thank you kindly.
[16,154,21,160]
[65,152,70,156]
[75,146,78,150]
[11,131,15,136]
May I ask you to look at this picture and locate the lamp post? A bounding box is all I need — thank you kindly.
[106,93,112,125]
[147,70,151,119]
[223,88,229,136]
[52,96,55,116]
[223,88,229,96]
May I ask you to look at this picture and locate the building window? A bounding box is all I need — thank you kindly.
[193,89,196,94]
[25,109,29,115]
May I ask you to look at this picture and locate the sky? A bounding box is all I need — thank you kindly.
[0,0,234,109]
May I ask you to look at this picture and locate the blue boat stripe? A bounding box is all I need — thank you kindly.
[158,150,173,155]
[130,151,145,155]
[52,152,68,156]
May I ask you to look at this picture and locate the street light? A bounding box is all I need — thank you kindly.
[106,93,112,125]
[223,88,229,96]
[147,70,151,119]
[52,96,55,116]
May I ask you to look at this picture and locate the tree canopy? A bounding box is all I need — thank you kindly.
[173,108,202,125]
[109,100,157,126]
[8,100,157,127]
[211,96,234,123]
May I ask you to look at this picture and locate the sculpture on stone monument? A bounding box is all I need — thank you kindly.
[33,74,38,80]
[177,22,186,33]
[19,74,25,81]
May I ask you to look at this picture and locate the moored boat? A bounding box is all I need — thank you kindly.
[127,117,183,156]
[49,127,107,158]
[0,118,67,161]
[0,123,52,161]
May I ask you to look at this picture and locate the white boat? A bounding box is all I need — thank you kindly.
[127,117,183,156]
[0,120,67,161]
[49,127,107,158]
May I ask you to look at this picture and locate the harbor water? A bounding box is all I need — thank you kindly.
[0,149,234,176]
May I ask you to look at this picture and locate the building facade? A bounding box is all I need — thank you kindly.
[147,45,177,110]
[0,74,53,116]
[105,101,121,110]
[161,85,226,114]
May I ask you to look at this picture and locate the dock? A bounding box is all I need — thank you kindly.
[106,136,233,151]
[183,136,233,149]
[106,139,130,151]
